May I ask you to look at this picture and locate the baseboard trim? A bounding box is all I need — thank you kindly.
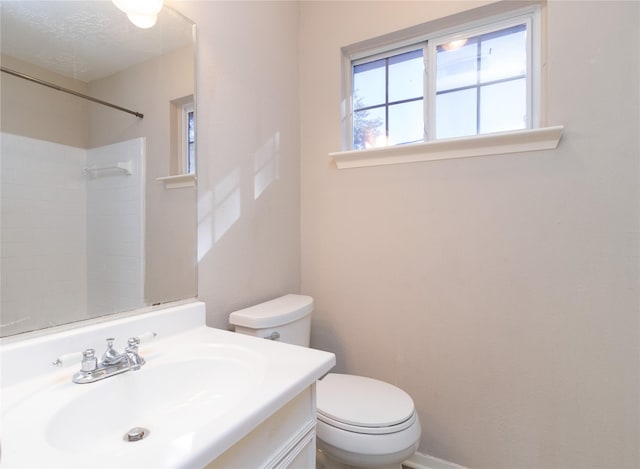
[403,451,468,469]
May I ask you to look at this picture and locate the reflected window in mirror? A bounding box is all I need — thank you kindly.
[0,1,197,337]
[184,101,195,174]
[171,95,195,175]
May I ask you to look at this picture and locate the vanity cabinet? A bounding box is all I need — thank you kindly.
[206,385,317,469]
[0,303,335,468]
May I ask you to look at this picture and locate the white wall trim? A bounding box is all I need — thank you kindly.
[156,173,197,189]
[404,451,469,469]
[330,125,563,169]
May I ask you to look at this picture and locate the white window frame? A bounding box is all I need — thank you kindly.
[160,96,196,188]
[333,3,563,169]
[181,101,195,174]
[426,13,538,139]
[351,43,428,147]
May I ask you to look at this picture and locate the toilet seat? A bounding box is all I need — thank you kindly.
[316,373,416,435]
[228,294,422,468]
[318,409,417,435]
[315,375,422,467]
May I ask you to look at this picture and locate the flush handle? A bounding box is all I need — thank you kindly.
[265,331,280,341]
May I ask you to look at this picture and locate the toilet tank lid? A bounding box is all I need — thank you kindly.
[229,294,313,329]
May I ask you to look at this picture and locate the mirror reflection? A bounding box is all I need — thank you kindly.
[1,1,197,337]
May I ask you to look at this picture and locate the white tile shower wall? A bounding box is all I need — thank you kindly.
[86,138,144,317]
[1,133,87,335]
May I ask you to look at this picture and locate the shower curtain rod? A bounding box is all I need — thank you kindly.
[1,66,144,119]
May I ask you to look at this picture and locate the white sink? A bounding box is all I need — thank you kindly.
[45,345,264,453]
[0,302,335,468]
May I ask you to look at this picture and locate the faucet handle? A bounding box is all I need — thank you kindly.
[80,348,98,372]
[127,337,140,350]
[136,332,157,343]
[126,331,155,350]
[52,351,83,367]
[125,337,146,369]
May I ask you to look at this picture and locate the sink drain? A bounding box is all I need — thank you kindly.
[124,427,150,442]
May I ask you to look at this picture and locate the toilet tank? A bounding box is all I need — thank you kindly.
[229,294,313,347]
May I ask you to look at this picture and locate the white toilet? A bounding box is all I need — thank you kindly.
[229,294,421,469]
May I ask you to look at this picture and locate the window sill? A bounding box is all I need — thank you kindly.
[330,126,564,169]
[156,173,197,189]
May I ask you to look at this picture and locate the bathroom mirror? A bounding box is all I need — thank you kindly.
[0,1,197,337]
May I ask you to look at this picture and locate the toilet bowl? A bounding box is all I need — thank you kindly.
[316,373,421,469]
[229,294,421,469]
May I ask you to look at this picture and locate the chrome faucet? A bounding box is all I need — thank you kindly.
[102,337,126,366]
[53,334,155,384]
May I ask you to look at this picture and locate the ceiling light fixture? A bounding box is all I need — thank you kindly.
[112,0,163,29]
[440,38,468,52]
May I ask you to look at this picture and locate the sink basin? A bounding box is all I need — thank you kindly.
[2,340,267,466]
[45,344,264,453]
[0,301,335,468]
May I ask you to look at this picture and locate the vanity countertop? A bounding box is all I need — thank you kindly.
[0,301,336,468]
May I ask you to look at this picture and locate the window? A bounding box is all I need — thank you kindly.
[182,102,195,174]
[353,47,425,149]
[170,96,195,175]
[348,7,540,150]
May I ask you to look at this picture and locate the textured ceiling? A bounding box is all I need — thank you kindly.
[1,1,193,82]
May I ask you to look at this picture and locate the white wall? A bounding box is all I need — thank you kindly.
[86,138,145,317]
[1,133,87,335]
[1,134,146,334]
[0,55,89,148]
[88,45,196,306]
[172,0,302,329]
[168,0,638,466]
[300,1,639,468]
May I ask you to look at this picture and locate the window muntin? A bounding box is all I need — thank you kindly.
[432,22,529,139]
[349,10,537,150]
[352,47,425,149]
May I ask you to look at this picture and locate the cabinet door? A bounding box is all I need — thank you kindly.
[273,428,315,469]
[206,386,316,469]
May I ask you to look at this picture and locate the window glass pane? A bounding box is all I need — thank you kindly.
[353,59,385,108]
[480,78,526,134]
[436,39,478,92]
[480,24,527,83]
[354,106,386,149]
[388,100,423,145]
[388,49,424,102]
[436,89,477,139]
[187,110,195,173]
[350,10,535,147]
